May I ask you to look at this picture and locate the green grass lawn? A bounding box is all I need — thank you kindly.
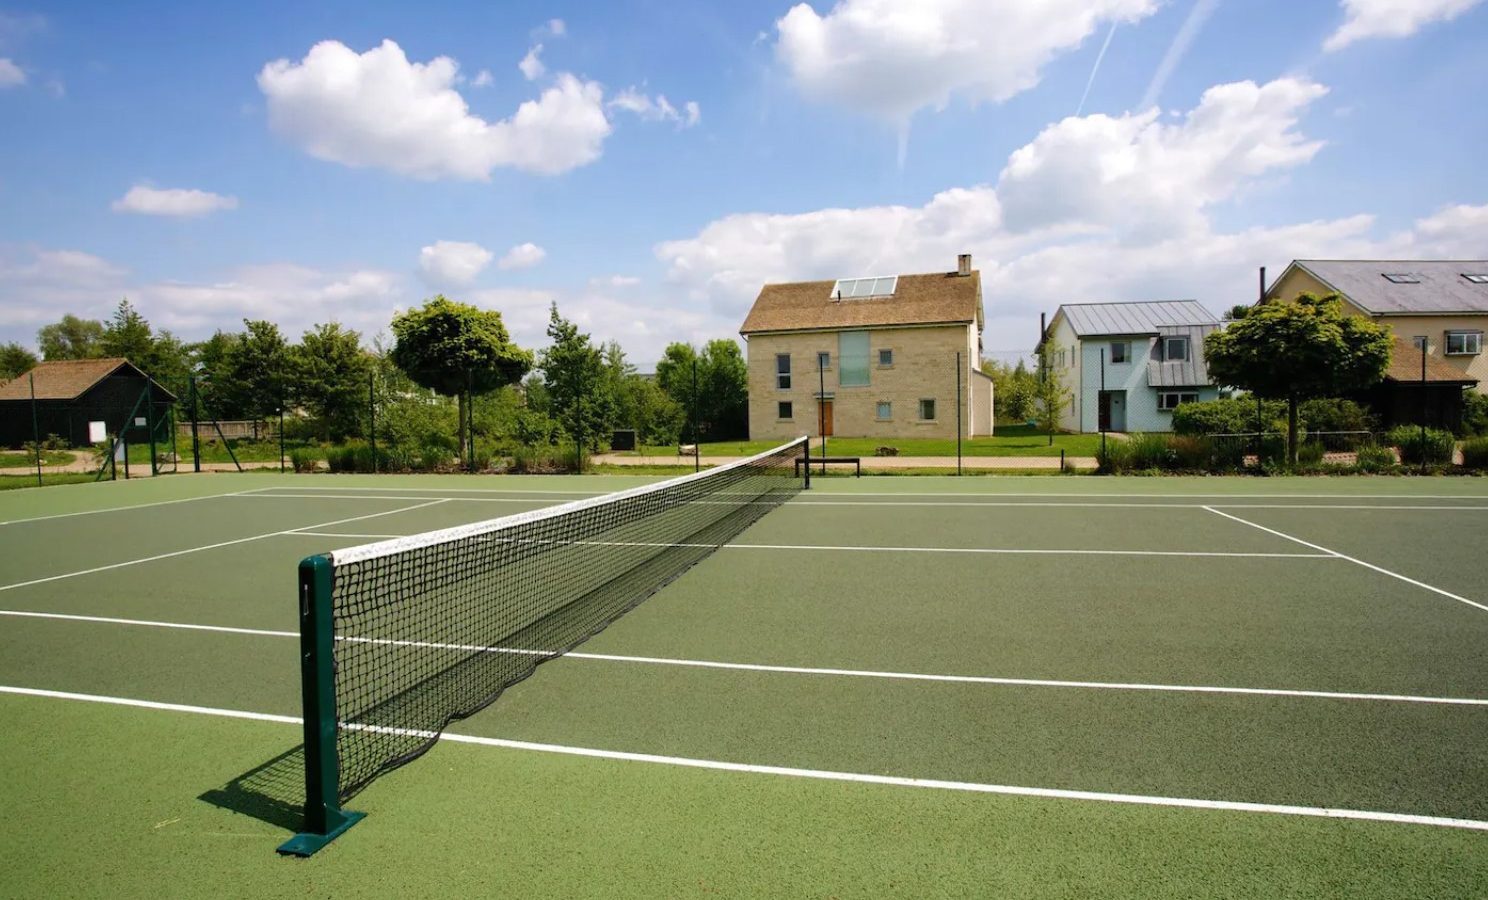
[0,472,95,490]
[627,427,1099,459]
[119,439,304,465]
[0,450,75,467]
[631,440,785,458]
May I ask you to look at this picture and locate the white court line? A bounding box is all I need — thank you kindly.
[250,485,607,496]
[257,485,1488,500]
[7,608,1480,707]
[237,493,551,504]
[280,532,1335,559]
[0,500,448,593]
[4,684,1486,833]
[0,488,262,526]
[1202,507,1488,615]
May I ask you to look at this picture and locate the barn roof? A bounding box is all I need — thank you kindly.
[0,358,178,402]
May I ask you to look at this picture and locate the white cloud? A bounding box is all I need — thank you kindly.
[610,88,700,128]
[498,242,547,270]
[419,240,494,285]
[998,78,1329,237]
[471,68,494,87]
[589,274,641,288]
[111,185,239,217]
[0,57,23,87]
[518,44,545,81]
[1324,0,1484,51]
[774,0,1159,120]
[257,40,612,179]
[546,18,566,37]
[1140,0,1221,110]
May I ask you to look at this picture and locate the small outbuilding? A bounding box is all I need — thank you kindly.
[0,358,177,449]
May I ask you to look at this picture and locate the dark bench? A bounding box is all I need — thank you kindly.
[795,456,861,478]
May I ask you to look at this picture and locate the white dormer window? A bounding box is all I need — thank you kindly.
[1163,337,1189,361]
[829,276,898,299]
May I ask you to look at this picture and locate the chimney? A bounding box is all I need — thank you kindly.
[957,253,972,277]
[1259,266,1266,302]
[1039,312,1047,346]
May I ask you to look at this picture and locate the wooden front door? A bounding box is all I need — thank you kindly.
[1097,392,1111,432]
[818,400,834,437]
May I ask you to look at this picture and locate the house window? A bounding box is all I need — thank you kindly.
[839,331,870,386]
[1109,341,1129,364]
[876,401,892,420]
[817,351,831,371]
[1163,337,1189,361]
[1464,274,1488,284]
[1412,335,1428,351]
[775,354,791,390]
[1446,331,1483,356]
[1382,273,1421,284]
[878,348,894,367]
[777,401,793,420]
[1158,392,1199,412]
[919,399,936,420]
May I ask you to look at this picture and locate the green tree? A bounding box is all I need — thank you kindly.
[389,296,533,460]
[0,343,39,381]
[654,342,698,425]
[190,330,243,418]
[538,304,616,468]
[99,299,155,364]
[1223,304,1252,321]
[982,358,1036,422]
[1033,343,1073,445]
[37,315,104,360]
[220,320,295,419]
[294,322,373,441]
[1205,293,1392,463]
[655,340,749,441]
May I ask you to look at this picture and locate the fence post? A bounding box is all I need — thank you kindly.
[280,400,286,474]
[692,358,701,473]
[189,376,202,473]
[368,371,377,475]
[29,372,42,487]
[1099,348,1107,459]
[817,357,826,472]
[147,381,158,477]
[955,351,963,476]
[1420,342,1428,475]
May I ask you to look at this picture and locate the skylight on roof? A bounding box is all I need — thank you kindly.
[830,275,897,300]
[1463,274,1488,284]
[1382,273,1421,284]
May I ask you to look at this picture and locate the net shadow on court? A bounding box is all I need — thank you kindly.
[198,743,307,833]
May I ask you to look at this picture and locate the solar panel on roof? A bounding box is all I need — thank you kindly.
[829,275,897,299]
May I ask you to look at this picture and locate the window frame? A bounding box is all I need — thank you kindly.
[838,331,871,387]
[777,401,793,420]
[817,351,831,371]
[1445,330,1483,356]
[875,401,892,420]
[1463,273,1488,284]
[918,398,936,421]
[1109,341,1129,364]
[775,353,791,390]
[878,348,894,367]
[1157,391,1199,412]
[1163,337,1189,362]
[1382,273,1421,284]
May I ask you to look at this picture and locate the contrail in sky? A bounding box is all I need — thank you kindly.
[1075,22,1119,116]
[1141,0,1223,111]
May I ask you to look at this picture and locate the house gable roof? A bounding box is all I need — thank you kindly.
[0,358,178,402]
[1053,300,1219,338]
[1382,335,1478,384]
[740,270,981,334]
[1282,260,1488,315]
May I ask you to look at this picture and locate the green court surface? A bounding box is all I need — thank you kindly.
[3,472,1488,897]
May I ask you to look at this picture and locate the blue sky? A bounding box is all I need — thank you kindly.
[2,0,1486,366]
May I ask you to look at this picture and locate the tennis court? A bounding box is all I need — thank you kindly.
[3,463,1488,897]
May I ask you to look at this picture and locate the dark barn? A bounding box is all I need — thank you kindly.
[1351,336,1479,431]
[0,358,177,449]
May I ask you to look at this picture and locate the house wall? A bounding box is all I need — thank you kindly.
[1046,316,1081,431]
[1074,337,1219,432]
[745,324,977,440]
[1270,267,1488,394]
[969,369,995,436]
[0,373,173,448]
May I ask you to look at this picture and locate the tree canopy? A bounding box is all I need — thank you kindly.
[1204,293,1392,461]
[539,304,615,466]
[294,322,373,441]
[655,339,749,441]
[38,315,105,361]
[389,296,532,398]
[0,343,39,381]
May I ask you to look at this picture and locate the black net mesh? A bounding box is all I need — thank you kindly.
[324,438,807,800]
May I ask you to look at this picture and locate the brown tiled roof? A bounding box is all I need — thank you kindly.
[0,358,175,401]
[740,270,981,334]
[1383,336,1477,384]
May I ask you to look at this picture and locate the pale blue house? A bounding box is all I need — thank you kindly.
[1043,300,1222,433]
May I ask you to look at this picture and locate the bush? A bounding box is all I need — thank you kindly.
[1353,444,1397,473]
[1126,433,1175,470]
[1464,392,1488,437]
[1172,396,1286,436]
[289,447,320,473]
[1461,437,1488,470]
[1095,440,1132,474]
[1299,398,1375,434]
[1296,441,1326,465]
[1387,426,1455,465]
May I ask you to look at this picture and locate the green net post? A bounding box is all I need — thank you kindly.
[279,554,364,856]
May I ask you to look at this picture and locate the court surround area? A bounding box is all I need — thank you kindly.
[2,470,1487,897]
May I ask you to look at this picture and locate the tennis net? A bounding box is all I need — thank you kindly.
[280,436,808,855]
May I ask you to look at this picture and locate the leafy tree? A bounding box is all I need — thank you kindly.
[1205,293,1391,463]
[655,339,749,441]
[220,320,295,419]
[389,296,533,460]
[982,358,1036,422]
[294,323,373,441]
[190,330,243,418]
[1033,342,1073,445]
[0,342,39,381]
[100,299,155,364]
[1223,304,1252,321]
[538,304,616,468]
[37,315,104,360]
[654,342,698,427]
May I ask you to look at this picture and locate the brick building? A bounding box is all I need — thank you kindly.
[739,255,993,441]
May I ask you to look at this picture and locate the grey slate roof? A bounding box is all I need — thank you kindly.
[1056,300,1218,337]
[1290,260,1488,315]
[1147,324,1218,388]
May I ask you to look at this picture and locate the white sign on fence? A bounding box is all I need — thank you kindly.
[134,417,147,427]
[88,421,107,443]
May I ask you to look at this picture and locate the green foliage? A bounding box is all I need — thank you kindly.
[1095,440,1132,474]
[1460,437,1488,470]
[1171,396,1287,435]
[1032,344,1072,440]
[289,447,321,473]
[1386,426,1455,465]
[37,314,104,361]
[1223,304,1252,321]
[655,340,750,441]
[982,358,1037,421]
[1354,444,1397,473]
[389,296,532,398]
[539,304,616,462]
[1298,398,1375,434]
[0,342,38,381]
[216,320,294,419]
[1297,441,1326,465]
[91,300,191,393]
[294,322,372,441]
[1463,392,1488,437]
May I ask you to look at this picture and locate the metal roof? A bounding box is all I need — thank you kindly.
[1147,324,1218,387]
[1290,260,1488,315]
[1055,300,1218,337]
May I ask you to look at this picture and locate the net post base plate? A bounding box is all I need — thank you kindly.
[276,810,365,857]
